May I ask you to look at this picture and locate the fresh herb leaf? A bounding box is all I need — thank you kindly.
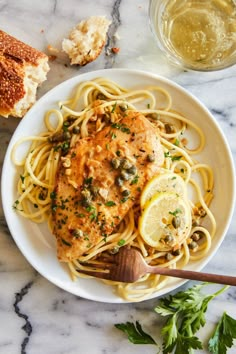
[164,151,182,161]
[155,283,229,354]
[105,201,116,207]
[111,122,130,134]
[208,312,236,354]
[174,139,180,146]
[115,321,156,345]
[130,175,139,185]
[114,284,230,353]
[171,155,182,161]
[61,238,71,246]
[13,200,20,210]
[111,102,117,113]
[111,132,117,140]
[117,239,126,246]
[169,208,182,216]
[20,175,25,183]
[50,191,57,200]
[120,197,129,203]
[84,177,93,186]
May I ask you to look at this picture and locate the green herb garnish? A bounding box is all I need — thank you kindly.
[117,239,126,246]
[115,283,230,354]
[105,201,116,207]
[115,322,156,345]
[208,312,236,354]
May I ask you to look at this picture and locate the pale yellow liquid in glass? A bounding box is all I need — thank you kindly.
[161,0,236,69]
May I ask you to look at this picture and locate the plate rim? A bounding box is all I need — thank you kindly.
[1,68,236,303]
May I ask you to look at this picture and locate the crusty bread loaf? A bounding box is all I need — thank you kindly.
[0,30,50,118]
[62,16,111,66]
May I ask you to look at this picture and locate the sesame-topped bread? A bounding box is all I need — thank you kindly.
[0,30,50,118]
[62,16,111,66]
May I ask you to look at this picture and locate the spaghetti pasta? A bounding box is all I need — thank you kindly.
[12,77,215,301]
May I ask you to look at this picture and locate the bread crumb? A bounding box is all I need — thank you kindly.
[47,44,59,55]
[111,47,120,54]
[48,55,57,61]
[62,16,111,66]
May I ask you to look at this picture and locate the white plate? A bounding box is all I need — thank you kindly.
[1,69,235,303]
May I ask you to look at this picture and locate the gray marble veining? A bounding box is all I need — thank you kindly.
[0,1,236,353]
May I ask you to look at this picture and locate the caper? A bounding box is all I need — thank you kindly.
[188,241,198,250]
[146,113,159,120]
[72,125,80,134]
[115,176,123,187]
[67,116,77,123]
[165,123,173,134]
[120,170,131,181]
[111,158,120,169]
[172,216,181,229]
[63,131,71,140]
[172,249,181,256]
[191,232,200,242]
[147,154,155,162]
[199,208,207,217]
[165,253,173,261]
[164,234,174,244]
[121,159,132,170]
[127,165,137,175]
[192,219,200,227]
[48,131,70,143]
[122,189,130,197]
[96,93,107,100]
[90,185,99,198]
[73,229,83,238]
[119,105,127,112]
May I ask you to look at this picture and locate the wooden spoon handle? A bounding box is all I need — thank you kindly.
[148,266,236,286]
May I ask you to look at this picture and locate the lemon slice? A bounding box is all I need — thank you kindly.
[139,192,192,249]
[140,171,187,208]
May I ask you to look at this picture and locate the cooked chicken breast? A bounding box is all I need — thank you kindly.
[52,111,164,262]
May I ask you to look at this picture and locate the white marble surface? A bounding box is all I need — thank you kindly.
[0,1,236,353]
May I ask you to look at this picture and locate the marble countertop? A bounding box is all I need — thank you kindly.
[0,1,236,353]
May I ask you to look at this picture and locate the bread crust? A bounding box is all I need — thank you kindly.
[0,53,26,116]
[0,30,49,118]
[0,30,47,65]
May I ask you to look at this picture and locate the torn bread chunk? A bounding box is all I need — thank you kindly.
[62,16,111,66]
[0,30,50,118]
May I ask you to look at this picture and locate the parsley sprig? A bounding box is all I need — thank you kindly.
[155,283,228,353]
[115,283,235,354]
[115,321,156,345]
[208,312,236,354]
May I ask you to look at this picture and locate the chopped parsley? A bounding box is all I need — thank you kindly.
[111,123,131,134]
[169,208,182,216]
[20,175,25,183]
[118,239,126,246]
[130,175,139,185]
[105,201,116,207]
[61,238,71,247]
[111,102,117,113]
